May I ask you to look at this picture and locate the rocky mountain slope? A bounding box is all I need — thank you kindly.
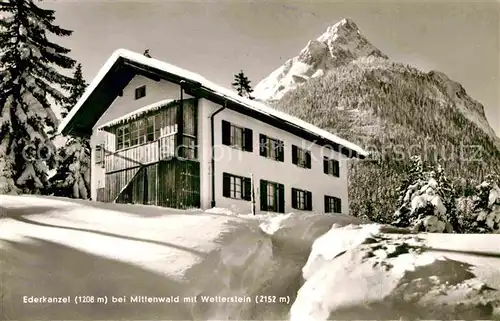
[255,19,500,221]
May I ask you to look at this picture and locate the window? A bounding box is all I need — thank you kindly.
[113,104,193,152]
[136,119,145,145]
[154,114,162,140]
[130,122,138,146]
[181,136,196,160]
[146,117,154,142]
[325,195,342,213]
[231,126,243,147]
[292,145,311,169]
[292,188,312,211]
[222,120,253,152]
[223,173,251,200]
[95,144,105,167]
[123,126,130,148]
[116,125,131,150]
[260,180,284,213]
[323,157,340,177]
[259,134,284,162]
[135,85,146,100]
[116,127,124,150]
[115,110,173,151]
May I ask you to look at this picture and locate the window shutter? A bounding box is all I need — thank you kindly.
[222,120,231,145]
[222,173,230,197]
[278,140,284,162]
[244,128,253,152]
[259,134,267,157]
[260,180,267,211]
[291,188,297,209]
[334,160,340,177]
[243,177,252,201]
[336,198,342,213]
[306,191,313,211]
[278,183,285,213]
[324,195,329,213]
[323,158,329,174]
[306,151,312,169]
[291,145,298,165]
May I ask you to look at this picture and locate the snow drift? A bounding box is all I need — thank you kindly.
[2,195,500,320]
[292,223,500,320]
[0,196,364,320]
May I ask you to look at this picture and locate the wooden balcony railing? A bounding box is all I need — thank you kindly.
[104,133,177,173]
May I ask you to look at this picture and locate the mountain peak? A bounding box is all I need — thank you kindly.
[254,18,387,101]
[317,18,360,42]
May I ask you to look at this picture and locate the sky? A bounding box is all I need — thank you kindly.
[43,0,499,136]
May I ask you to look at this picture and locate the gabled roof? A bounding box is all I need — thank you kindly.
[59,49,367,158]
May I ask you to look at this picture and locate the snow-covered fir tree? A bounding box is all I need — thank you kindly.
[393,156,457,233]
[232,70,254,100]
[0,0,75,194]
[457,174,500,233]
[50,63,91,199]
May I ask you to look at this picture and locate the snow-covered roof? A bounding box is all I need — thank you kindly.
[59,49,367,157]
[98,98,177,129]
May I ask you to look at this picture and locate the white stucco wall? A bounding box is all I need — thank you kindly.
[197,98,215,210]
[198,99,350,214]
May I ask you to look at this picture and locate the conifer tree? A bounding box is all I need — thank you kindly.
[50,63,91,199]
[0,0,75,194]
[232,70,254,100]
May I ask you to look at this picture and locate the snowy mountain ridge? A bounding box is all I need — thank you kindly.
[255,18,500,147]
[254,18,387,101]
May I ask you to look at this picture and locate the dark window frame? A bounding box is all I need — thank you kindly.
[222,120,253,152]
[325,195,342,213]
[135,85,146,100]
[292,188,312,211]
[260,179,285,213]
[323,157,340,177]
[259,134,284,162]
[292,145,312,169]
[222,172,251,201]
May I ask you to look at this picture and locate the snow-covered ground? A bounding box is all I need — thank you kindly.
[293,224,500,320]
[1,195,500,320]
